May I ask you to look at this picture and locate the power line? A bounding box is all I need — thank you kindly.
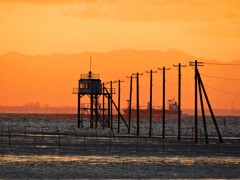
[204,84,240,97]
[204,62,240,66]
[201,74,240,81]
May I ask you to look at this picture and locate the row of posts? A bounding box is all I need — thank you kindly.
[85,60,223,143]
[102,63,186,140]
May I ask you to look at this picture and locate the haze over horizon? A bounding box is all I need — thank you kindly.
[0,48,240,110]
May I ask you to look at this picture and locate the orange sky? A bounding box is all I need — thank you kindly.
[0,0,240,61]
[0,0,240,110]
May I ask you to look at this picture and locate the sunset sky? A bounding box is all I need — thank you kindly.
[1,0,240,62]
[0,0,240,110]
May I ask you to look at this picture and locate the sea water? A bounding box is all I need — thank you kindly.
[0,114,239,179]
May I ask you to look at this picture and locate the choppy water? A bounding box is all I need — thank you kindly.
[0,114,239,137]
[0,114,239,179]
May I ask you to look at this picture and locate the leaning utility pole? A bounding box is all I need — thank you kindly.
[146,69,157,137]
[158,67,170,139]
[189,60,204,143]
[197,69,223,143]
[132,72,143,135]
[197,74,208,143]
[173,63,186,141]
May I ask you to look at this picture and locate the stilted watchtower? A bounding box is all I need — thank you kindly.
[73,70,104,128]
[73,69,129,132]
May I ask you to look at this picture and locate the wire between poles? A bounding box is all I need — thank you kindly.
[204,85,240,96]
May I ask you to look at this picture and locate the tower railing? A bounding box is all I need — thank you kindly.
[72,88,116,94]
[80,73,100,79]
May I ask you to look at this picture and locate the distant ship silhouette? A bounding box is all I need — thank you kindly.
[123,99,180,120]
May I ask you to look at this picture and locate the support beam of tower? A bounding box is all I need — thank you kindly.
[104,87,129,129]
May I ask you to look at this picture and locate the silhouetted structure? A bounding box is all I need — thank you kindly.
[126,75,133,134]
[73,70,129,131]
[173,63,186,141]
[158,67,170,139]
[73,71,102,128]
[190,60,223,143]
[146,70,157,137]
[132,72,143,135]
[72,60,223,144]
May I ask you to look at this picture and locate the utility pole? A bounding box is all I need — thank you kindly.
[197,70,223,143]
[188,61,222,143]
[126,75,133,134]
[158,67,170,139]
[102,83,105,129]
[106,81,114,131]
[146,69,157,137]
[173,63,186,141]
[132,72,143,135]
[189,60,204,143]
[197,73,208,143]
[114,80,124,133]
[107,89,111,128]
[110,81,113,131]
[77,84,81,128]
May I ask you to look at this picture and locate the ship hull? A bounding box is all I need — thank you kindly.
[123,108,180,120]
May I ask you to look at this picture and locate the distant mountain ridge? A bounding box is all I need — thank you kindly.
[0,48,239,110]
[1,48,239,63]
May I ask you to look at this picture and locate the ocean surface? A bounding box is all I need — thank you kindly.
[0,114,239,179]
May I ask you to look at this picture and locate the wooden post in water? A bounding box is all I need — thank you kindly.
[102,83,105,129]
[146,70,157,137]
[136,73,140,136]
[197,73,209,144]
[173,63,186,141]
[0,129,2,142]
[127,76,133,134]
[108,92,111,128]
[57,127,61,149]
[115,80,124,133]
[149,70,153,138]
[132,73,143,135]
[158,67,170,139]
[189,60,204,143]
[197,71,223,143]
[8,130,11,149]
[110,81,113,131]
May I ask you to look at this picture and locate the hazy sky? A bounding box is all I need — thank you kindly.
[0,0,240,61]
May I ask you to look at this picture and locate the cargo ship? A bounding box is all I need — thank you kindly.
[123,99,180,120]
